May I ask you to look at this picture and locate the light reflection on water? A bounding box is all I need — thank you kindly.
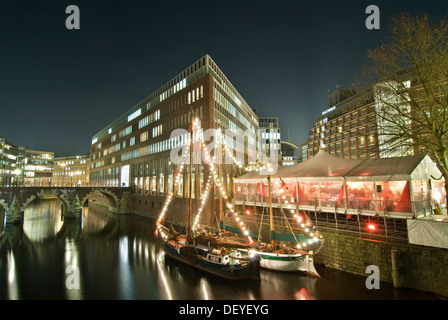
[0,199,441,300]
[22,199,63,242]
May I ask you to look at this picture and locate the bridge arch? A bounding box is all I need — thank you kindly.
[0,199,8,212]
[80,189,120,209]
[21,190,71,214]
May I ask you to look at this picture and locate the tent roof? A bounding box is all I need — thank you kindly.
[236,150,361,181]
[280,150,362,178]
[235,151,436,182]
[344,154,426,180]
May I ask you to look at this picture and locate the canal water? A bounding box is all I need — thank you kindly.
[0,199,441,301]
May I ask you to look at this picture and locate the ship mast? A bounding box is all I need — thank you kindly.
[268,174,275,249]
[218,132,224,230]
[187,118,194,242]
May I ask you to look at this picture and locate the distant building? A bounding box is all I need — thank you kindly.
[307,86,380,160]
[0,135,54,187]
[53,155,90,187]
[300,141,308,162]
[307,76,434,162]
[0,135,19,186]
[258,117,281,164]
[280,141,299,165]
[20,148,54,187]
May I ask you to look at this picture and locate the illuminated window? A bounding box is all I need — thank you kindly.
[139,116,149,129]
[153,125,163,137]
[119,126,132,138]
[128,109,141,122]
[140,131,148,142]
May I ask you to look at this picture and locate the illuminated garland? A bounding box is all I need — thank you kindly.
[156,119,321,248]
[156,120,198,239]
[192,174,213,228]
[220,139,322,248]
[199,129,255,244]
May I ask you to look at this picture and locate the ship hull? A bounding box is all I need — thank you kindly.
[239,249,320,277]
[162,240,261,281]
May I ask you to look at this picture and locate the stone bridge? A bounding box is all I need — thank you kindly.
[0,187,132,224]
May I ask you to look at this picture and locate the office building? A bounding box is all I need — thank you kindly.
[300,141,309,162]
[280,141,299,165]
[307,87,380,160]
[53,155,90,187]
[0,135,20,186]
[0,136,54,187]
[89,55,259,224]
[258,117,281,164]
[20,148,54,187]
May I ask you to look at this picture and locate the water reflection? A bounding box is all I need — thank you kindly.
[7,251,18,300]
[0,207,5,237]
[23,199,63,242]
[0,199,442,300]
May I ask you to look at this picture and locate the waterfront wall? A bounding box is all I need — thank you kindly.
[314,231,448,298]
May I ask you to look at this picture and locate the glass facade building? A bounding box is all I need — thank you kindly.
[0,135,19,186]
[89,55,259,224]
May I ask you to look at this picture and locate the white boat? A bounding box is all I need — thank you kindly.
[224,174,323,277]
[239,246,320,276]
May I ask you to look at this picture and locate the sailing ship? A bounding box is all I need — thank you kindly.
[155,118,260,281]
[231,174,321,276]
[218,149,323,276]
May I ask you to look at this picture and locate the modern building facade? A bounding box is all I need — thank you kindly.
[1,135,54,187]
[306,76,432,162]
[300,141,309,163]
[0,135,20,186]
[258,117,281,164]
[89,55,259,225]
[53,155,90,187]
[20,148,54,187]
[280,140,299,166]
[307,87,381,160]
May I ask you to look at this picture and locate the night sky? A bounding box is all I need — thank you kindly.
[0,0,446,157]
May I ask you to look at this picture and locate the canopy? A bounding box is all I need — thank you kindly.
[237,151,362,182]
[345,154,430,181]
[235,151,441,183]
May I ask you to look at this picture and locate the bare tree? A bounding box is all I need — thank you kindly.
[361,13,448,207]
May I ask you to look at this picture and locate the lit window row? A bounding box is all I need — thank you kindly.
[119,126,133,138]
[153,125,163,137]
[54,171,86,175]
[261,131,280,140]
[214,87,236,117]
[128,108,141,122]
[188,85,204,104]
[160,78,186,102]
[138,109,160,129]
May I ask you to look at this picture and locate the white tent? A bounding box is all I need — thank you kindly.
[234,151,445,218]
